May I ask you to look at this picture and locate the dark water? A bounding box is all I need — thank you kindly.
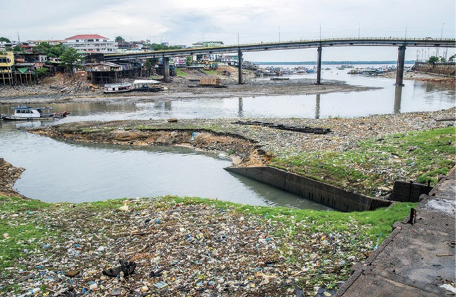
[0,67,453,208]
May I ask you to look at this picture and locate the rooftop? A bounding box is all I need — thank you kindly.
[66,34,109,40]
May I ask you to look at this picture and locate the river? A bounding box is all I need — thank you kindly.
[0,65,454,208]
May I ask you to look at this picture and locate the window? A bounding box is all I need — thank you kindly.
[76,40,79,42]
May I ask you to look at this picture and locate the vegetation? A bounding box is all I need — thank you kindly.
[12,45,25,54]
[148,43,183,51]
[201,69,219,75]
[0,37,11,43]
[428,56,439,65]
[449,54,455,62]
[59,47,82,70]
[34,67,49,78]
[0,196,54,270]
[32,42,66,57]
[270,127,455,196]
[0,194,416,271]
[115,36,125,42]
[175,68,187,77]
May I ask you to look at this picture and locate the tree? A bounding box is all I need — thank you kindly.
[186,56,193,66]
[34,67,49,78]
[13,45,25,53]
[428,56,439,66]
[59,47,82,71]
[115,36,124,43]
[148,43,182,51]
[440,57,446,63]
[0,37,11,43]
[449,55,455,62]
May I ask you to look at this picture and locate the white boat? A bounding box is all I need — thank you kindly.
[1,106,68,121]
[131,79,163,92]
[103,82,133,93]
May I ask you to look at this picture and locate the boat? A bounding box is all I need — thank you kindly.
[131,79,163,92]
[103,82,133,93]
[1,106,69,121]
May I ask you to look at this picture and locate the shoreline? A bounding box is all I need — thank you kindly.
[28,107,455,198]
[0,77,374,105]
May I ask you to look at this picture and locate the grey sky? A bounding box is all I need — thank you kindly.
[1,0,454,61]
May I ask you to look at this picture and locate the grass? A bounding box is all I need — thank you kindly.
[270,127,455,196]
[0,195,416,294]
[0,197,55,270]
[201,69,219,76]
[175,68,187,77]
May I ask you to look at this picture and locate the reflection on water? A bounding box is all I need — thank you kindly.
[394,86,403,114]
[315,94,321,119]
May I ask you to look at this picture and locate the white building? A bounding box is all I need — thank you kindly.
[65,34,118,53]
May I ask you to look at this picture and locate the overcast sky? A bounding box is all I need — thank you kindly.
[1,0,454,61]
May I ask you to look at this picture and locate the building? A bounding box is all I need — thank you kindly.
[65,34,118,53]
[0,51,14,85]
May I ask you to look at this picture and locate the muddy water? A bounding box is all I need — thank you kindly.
[0,123,330,209]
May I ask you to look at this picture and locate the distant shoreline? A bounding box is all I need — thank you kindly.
[255,60,416,65]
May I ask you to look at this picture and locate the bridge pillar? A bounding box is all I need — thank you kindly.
[163,56,170,83]
[238,49,243,84]
[395,46,406,86]
[317,46,322,85]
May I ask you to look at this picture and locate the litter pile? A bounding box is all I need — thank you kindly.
[0,197,375,296]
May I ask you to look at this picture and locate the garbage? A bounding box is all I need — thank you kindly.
[64,270,80,277]
[153,281,168,289]
[102,260,136,277]
[440,284,456,294]
[0,196,380,296]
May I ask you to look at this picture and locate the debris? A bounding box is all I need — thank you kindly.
[440,284,456,293]
[102,260,136,277]
[153,281,168,289]
[64,270,80,277]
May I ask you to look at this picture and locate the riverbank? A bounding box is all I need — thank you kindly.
[0,65,375,104]
[30,108,455,198]
[0,193,416,296]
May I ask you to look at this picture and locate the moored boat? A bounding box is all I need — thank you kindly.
[103,82,133,93]
[1,106,68,121]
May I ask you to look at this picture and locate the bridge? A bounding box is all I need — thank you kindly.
[104,37,456,86]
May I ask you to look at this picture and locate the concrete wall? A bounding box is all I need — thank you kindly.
[225,166,392,212]
[414,62,455,76]
[391,180,432,202]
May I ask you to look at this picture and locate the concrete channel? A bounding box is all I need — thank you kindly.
[225,166,392,212]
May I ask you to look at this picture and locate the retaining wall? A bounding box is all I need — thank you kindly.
[414,62,455,76]
[225,166,392,212]
[391,180,432,202]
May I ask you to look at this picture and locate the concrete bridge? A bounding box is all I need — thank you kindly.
[104,37,456,86]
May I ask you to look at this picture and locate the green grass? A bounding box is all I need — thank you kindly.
[0,197,55,270]
[271,127,455,196]
[175,68,187,77]
[201,69,219,75]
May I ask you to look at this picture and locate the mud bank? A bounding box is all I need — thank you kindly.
[30,122,271,167]
[0,158,26,198]
[0,77,374,105]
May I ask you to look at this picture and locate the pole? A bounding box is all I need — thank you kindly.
[163,56,170,83]
[317,46,322,85]
[238,49,243,84]
[395,46,406,86]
